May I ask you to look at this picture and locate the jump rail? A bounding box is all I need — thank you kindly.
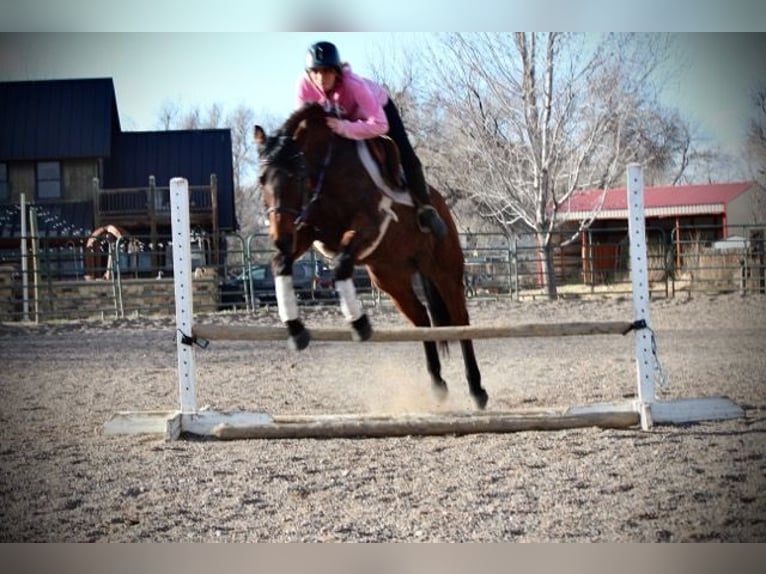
[193,321,635,343]
[104,165,743,440]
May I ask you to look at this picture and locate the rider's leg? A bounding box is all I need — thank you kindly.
[383,100,447,239]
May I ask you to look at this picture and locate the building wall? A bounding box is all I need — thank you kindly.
[7,161,35,201]
[5,159,99,203]
[63,159,100,202]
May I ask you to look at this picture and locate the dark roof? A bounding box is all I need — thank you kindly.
[0,78,120,161]
[103,130,237,230]
[559,181,756,220]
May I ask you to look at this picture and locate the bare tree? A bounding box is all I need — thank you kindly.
[745,87,766,222]
[367,38,478,231]
[226,105,261,236]
[157,102,271,234]
[419,33,692,299]
[157,100,180,130]
[746,87,766,187]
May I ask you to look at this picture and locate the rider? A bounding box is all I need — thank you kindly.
[295,40,447,239]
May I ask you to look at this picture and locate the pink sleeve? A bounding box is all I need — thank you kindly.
[333,77,389,140]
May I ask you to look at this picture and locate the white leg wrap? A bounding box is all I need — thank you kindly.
[275,275,299,322]
[335,278,363,322]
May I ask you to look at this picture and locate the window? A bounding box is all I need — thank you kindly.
[36,161,61,199]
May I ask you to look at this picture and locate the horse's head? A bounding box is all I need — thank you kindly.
[253,125,309,244]
[253,103,333,245]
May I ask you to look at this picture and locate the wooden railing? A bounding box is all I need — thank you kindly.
[93,174,218,230]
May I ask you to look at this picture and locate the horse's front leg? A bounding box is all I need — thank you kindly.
[272,245,311,351]
[333,231,372,342]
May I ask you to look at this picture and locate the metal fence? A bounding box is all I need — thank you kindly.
[1,225,764,322]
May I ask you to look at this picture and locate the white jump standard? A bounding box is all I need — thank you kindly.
[104,167,743,440]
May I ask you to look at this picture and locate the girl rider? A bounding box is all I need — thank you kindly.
[295,40,447,239]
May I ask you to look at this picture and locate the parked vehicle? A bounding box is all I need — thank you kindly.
[312,261,337,300]
[308,263,373,297]
[219,260,316,308]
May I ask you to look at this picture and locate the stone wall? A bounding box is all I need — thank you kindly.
[0,272,218,321]
[0,265,19,319]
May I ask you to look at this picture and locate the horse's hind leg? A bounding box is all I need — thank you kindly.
[424,272,488,409]
[423,340,448,401]
[381,280,448,401]
[459,339,487,409]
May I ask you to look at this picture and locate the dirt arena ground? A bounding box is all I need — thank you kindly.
[0,293,764,542]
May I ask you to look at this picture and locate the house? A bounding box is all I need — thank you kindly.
[555,180,765,284]
[0,77,236,273]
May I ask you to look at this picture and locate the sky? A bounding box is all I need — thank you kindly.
[0,32,401,130]
[2,33,765,156]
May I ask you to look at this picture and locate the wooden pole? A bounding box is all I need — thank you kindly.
[29,204,40,323]
[20,193,30,321]
[627,164,655,430]
[210,173,219,269]
[193,321,634,343]
[148,175,158,272]
[212,409,640,440]
[171,178,198,413]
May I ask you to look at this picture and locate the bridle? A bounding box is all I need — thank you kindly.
[260,134,310,219]
[261,131,335,224]
[261,159,307,219]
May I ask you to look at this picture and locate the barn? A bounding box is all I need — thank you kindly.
[555,181,765,285]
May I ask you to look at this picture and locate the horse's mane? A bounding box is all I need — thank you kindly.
[256,105,328,175]
[281,102,329,138]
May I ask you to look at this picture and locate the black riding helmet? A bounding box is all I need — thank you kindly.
[306,41,341,72]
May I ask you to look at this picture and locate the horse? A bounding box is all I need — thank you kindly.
[253,102,488,409]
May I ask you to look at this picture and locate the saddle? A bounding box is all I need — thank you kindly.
[365,136,405,190]
[357,137,413,207]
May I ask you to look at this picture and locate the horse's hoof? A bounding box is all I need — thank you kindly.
[288,329,311,351]
[432,381,448,402]
[286,325,311,351]
[473,389,489,410]
[285,319,310,351]
[350,314,373,342]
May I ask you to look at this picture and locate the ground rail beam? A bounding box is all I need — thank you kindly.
[211,409,640,440]
[193,321,634,343]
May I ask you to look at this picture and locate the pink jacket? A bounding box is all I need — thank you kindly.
[294,64,389,140]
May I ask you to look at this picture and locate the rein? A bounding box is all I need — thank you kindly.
[298,135,334,222]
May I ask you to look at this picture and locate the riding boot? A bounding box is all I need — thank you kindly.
[401,157,447,239]
[416,205,447,239]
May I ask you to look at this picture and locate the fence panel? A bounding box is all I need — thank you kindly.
[1,225,764,322]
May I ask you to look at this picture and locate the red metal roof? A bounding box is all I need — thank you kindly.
[559,181,755,219]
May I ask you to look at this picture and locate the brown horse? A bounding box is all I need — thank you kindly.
[254,103,488,409]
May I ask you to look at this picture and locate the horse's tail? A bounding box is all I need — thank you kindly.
[419,272,451,356]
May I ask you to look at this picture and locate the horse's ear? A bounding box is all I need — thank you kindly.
[253,125,266,145]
